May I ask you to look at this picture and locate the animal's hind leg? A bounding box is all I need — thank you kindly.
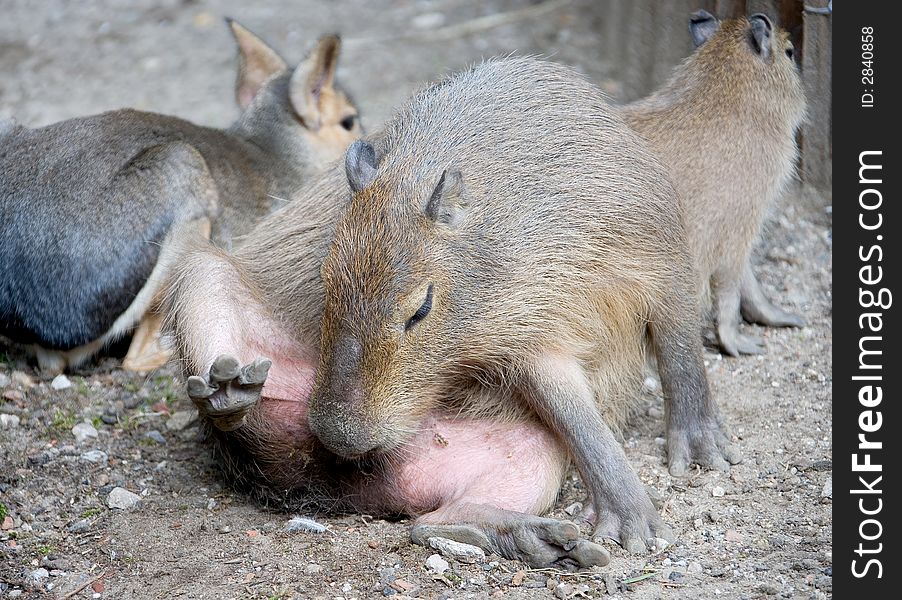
[649,274,742,477]
[122,312,171,372]
[740,263,805,327]
[713,268,765,356]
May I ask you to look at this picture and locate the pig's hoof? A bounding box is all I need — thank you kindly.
[186,354,271,431]
[591,502,674,555]
[667,416,742,477]
[411,514,609,569]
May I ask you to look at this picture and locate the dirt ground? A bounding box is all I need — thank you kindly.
[0,1,832,598]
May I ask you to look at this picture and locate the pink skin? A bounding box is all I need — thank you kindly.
[182,265,609,566]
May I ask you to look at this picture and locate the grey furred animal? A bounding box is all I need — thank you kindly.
[622,11,807,356]
[169,56,739,567]
[0,19,361,373]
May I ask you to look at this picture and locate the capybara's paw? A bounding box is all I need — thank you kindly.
[667,416,742,477]
[411,505,610,568]
[717,326,765,357]
[186,354,271,431]
[590,500,674,554]
[755,306,805,328]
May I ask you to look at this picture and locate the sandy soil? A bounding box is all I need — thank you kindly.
[1,1,832,598]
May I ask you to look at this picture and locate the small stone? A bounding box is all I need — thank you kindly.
[820,477,832,498]
[101,413,119,425]
[427,536,486,564]
[411,12,445,29]
[72,421,98,444]
[2,516,14,530]
[305,563,323,575]
[368,539,380,549]
[107,487,141,510]
[554,582,573,599]
[8,590,22,598]
[341,582,352,593]
[668,571,684,582]
[654,437,666,446]
[391,578,414,592]
[3,389,23,402]
[425,553,449,574]
[511,570,526,586]
[51,374,72,390]
[650,537,670,553]
[11,371,34,388]
[67,519,91,533]
[80,450,108,464]
[219,525,231,534]
[0,413,20,429]
[711,486,725,497]
[166,410,197,431]
[28,568,49,582]
[563,502,582,516]
[145,430,166,444]
[0,373,9,387]
[725,530,744,543]
[688,562,703,574]
[379,567,396,584]
[759,582,780,595]
[284,516,328,533]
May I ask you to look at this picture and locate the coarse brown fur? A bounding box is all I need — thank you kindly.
[622,12,807,356]
[310,56,737,550]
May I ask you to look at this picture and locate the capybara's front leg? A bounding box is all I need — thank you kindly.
[524,354,673,554]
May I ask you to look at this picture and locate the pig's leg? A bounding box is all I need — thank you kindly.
[648,277,742,477]
[740,263,805,327]
[713,268,765,356]
[165,240,317,432]
[523,356,672,554]
[380,416,609,568]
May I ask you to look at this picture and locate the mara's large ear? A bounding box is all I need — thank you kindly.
[345,140,378,193]
[289,35,341,130]
[689,10,719,47]
[228,18,288,110]
[425,170,468,228]
[749,14,774,59]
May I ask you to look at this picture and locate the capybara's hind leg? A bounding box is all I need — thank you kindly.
[740,263,805,327]
[412,504,610,568]
[122,312,171,372]
[649,282,742,477]
[187,354,271,431]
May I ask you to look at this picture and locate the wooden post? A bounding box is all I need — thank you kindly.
[800,0,832,196]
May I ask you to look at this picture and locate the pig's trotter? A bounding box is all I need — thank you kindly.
[410,503,610,568]
[186,354,271,431]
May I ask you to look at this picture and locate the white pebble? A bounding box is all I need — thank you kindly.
[425,553,449,574]
[711,486,725,497]
[107,487,141,510]
[0,413,20,429]
[427,536,486,564]
[72,421,98,444]
[51,374,72,390]
[284,516,329,533]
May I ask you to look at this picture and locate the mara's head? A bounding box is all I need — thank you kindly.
[227,19,362,168]
[688,10,806,127]
[308,140,471,459]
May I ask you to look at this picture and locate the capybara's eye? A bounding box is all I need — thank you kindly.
[405,285,434,331]
[340,115,357,131]
[785,47,794,60]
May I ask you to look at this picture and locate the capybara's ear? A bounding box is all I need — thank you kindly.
[425,170,468,228]
[345,140,378,193]
[749,14,774,59]
[689,10,719,48]
[289,35,341,130]
[227,18,288,110]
